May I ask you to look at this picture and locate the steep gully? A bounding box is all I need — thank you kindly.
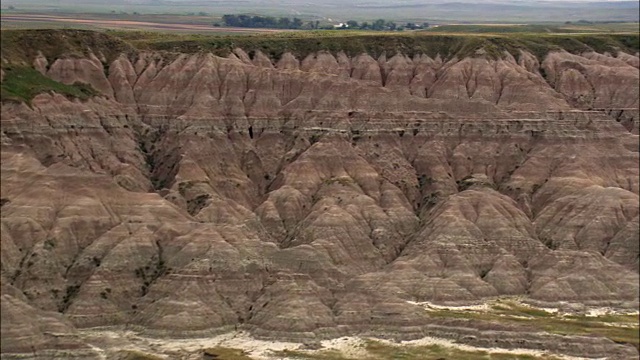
[0,45,639,358]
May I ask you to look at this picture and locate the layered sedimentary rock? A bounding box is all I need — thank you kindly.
[1,31,638,358]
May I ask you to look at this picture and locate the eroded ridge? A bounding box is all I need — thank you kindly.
[1,31,639,359]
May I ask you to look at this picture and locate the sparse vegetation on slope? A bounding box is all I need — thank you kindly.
[203,346,255,360]
[1,65,98,103]
[275,349,349,360]
[118,350,164,360]
[364,340,562,360]
[273,340,563,360]
[425,301,640,350]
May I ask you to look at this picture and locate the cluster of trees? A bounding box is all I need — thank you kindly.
[219,14,430,31]
[339,20,430,31]
[221,14,304,29]
[565,19,594,24]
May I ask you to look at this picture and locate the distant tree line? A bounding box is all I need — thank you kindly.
[340,20,430,31]
[564,20,594,25]
[221,14,304,29]
[219,14,430,31]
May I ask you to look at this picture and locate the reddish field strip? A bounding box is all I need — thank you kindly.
[1,14,292,33]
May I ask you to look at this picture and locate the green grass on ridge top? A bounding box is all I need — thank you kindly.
[0,28,136,65]
[1,65,98,103]
[1,28,638,65]
[110,29,639,61]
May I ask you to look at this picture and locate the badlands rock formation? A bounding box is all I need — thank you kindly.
[1,30,638,358]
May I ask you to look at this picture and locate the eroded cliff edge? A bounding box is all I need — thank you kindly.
[1,29,639,358]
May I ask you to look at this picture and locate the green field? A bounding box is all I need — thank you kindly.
[423,23,640,34]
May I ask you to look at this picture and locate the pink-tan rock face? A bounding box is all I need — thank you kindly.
[1,44,639,358]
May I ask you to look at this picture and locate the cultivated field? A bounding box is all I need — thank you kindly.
[0,14,291,34]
